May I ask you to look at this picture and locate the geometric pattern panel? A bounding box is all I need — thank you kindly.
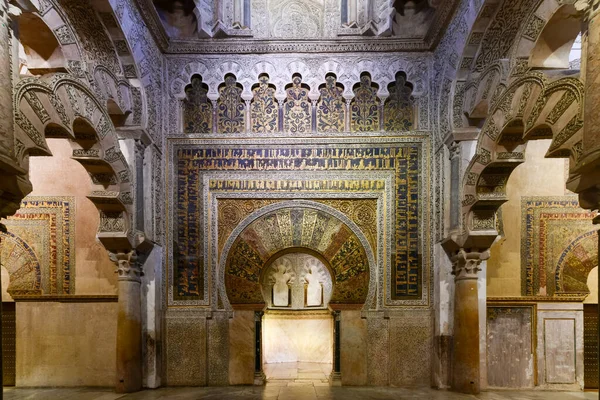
[173,141,422,303]
[0,197,75,296]
[521,197,596,296]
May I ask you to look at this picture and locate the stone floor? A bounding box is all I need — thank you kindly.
[3,387,598,400]
[264,361,332,386]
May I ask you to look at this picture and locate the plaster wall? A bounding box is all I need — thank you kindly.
[14,139,119,387]
[28,138,117,295]
[16,301,117,386]
[487,139,569,296]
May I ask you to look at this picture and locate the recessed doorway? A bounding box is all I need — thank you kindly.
[260,253,334,385]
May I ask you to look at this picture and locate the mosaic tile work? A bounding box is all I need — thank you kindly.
[225,207,369,304]
[217,74,245,133]
[556,230,598,294]
[1,197,75,295]
[251,75,279,133]
[350,74,380,132]
[384,72,415,131]
[521,197,596,296]
[171,139,424,304]
[183,75,212,133]
[317,75,345,133]
[283,75,311,134]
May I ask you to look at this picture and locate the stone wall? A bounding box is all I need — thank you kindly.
[28,139,117,295]
[16,301,117,386]
[487,139,593,297]
[164,308,433,387]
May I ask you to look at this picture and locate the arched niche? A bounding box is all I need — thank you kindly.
[260,251,333,310]
[529,5,581,70]
[220,202,375,310]
[17,12,67,76]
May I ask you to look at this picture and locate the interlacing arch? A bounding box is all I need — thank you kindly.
[458,71,584,241]
[13,74,139,250]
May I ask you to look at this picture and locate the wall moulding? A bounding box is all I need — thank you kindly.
[166,54,430,135]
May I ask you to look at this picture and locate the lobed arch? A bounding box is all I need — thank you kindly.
[169,59,426,104]
[15,1,86,77]
[173,64,419,133]
[12,74,139,250]
[12,0,146,131]
[457,71,584,244]
[218,201,377,312]
[510,2,582,71]
[451,0,583,134]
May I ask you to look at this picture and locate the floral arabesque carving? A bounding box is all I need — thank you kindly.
[350,73,380,132]
[283,74,311,133]
[217,74,245,134]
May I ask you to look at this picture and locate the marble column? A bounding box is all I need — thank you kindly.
[0,2,13,154]
[330,310,342,386]
[254,311,265,385]
[0,223,5,398]
[450,249,485,394]
[110,251,143,393]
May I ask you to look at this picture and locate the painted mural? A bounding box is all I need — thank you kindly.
[225,207,369,304]
[0,197,75,296]
[172,141,423,303]
[521,197,597,296]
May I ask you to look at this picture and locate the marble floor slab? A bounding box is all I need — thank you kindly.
[4,387,598,400]
[264,361,332,385]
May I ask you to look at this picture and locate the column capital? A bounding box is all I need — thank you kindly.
[573,0,600,19]
[133,139,147,158]
[451,248,488,281]
[110,250,143,282]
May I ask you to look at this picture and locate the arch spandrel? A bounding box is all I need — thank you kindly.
[219,201,376,311]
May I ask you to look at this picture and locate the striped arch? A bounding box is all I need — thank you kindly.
[457,71,584,245]
[13,74,138,250]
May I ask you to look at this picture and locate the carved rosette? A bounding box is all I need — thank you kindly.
[110,251,143,283]
[451,249,486,281]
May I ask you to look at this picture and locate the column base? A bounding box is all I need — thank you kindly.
[329,371,342,386]
[254,371,266,386]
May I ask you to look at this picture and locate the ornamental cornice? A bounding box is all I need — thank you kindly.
[133,0,459,54]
